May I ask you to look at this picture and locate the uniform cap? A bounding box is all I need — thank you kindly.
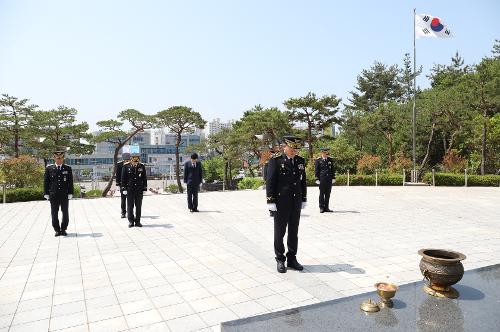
[282,135,302,149]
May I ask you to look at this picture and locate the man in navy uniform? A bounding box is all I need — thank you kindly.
[266,135,307,273]
[314,147,336,213]
[116,151,131,218]
[44,150,74,237]
[184,153,203,212]
[121,151,147,227]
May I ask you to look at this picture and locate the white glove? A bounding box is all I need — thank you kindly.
[68,194,73,200]
[123,191,127,195]
[267,203,277,211]
[301,202,307,209]
[315,179,320,185]
[44,195,50,200]
[332,179,336,184]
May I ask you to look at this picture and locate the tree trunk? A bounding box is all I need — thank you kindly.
[14,115,19,158]
[481,115,487,175]
[102,147,120,197]
[307,120,314,160]
[418,122,436,178]
[175,133,183,193]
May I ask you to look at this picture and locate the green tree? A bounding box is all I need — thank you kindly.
[28,106,94,164]
[94,109,154,196]
[205,127,242,189]
[232,105,292,172]
[0,94,37,157]
[463,44,500,174]
[284,92,341,160]
[156,106,206,193]
[347,62,403,113]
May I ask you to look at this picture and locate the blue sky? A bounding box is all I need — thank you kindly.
[1,0,498,130]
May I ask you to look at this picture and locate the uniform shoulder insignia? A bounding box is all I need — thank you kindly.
[46,164,55,168]
[296,155,305,161]
[124,161,130,165]
[117,160,123,164]
[272,152,282,159]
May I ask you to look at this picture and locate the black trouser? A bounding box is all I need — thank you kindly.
[127,191,143,223]
[187,183,199,210]
[120,188,127,214]
[319,177,333,209]
[274,197,302,262]
[50,193,69,232]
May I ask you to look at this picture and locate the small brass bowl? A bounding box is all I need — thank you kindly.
[375,282,398,308]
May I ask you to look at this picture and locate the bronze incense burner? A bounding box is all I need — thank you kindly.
[418,249,466,299]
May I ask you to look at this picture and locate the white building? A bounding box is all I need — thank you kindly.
[208,118,233,136]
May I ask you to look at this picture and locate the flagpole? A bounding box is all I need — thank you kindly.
[412,8,417,182]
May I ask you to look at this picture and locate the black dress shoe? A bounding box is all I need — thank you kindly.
[135,222,143,227]
[320,208,325,213]
[193,209,199,212]
[128,222,134,228]
[60,230,67,236]
[325,208,333,212]
[121,213,126,218]
[277,260,286,273]
[189,209,193,212]
[55,231,61,237]
[287,260,304,271]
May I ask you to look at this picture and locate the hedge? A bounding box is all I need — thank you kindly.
[4,187,44,203]
[85,189,103,198]
[331,173,404,186]
[3,184,82,203]
[422,173,500,186]
[237,177,265,190]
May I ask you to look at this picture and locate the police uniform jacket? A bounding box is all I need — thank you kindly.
[314,157,336,180]
[266,153,307,204]
[121,162,148,192]
[44,164,74,196]
[116,160,125,187]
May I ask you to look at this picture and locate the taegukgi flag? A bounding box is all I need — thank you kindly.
[415,14,453,39]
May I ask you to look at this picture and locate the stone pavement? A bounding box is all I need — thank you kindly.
[0,187,499,332]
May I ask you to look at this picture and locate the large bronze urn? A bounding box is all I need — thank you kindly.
[418,249,466,299]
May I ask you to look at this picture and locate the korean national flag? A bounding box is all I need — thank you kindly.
[416,14,453,39]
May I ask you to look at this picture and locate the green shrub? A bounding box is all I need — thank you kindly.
[333,175,348,186]
[468,175,500,186]
[166,184,180,193]
[5,187,44,203]
[350,174,376,185]
[332,173,403,186]
[237,177,265,190]
[85,189,103,198]
[73,184,81,198]
[422,173,465,186]
[305,163,316,186]
[378,173,404,185]
[0,156,44,188]
[424,173,500,186]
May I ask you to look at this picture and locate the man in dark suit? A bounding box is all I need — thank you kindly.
[183,153,203,212]
[121,153,147,228]
[266,136,307,273]
[314,147,336,213]
[116,152,131,218]
[44,150,74,237]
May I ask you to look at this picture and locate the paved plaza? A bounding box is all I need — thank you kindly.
[0,187,499,332]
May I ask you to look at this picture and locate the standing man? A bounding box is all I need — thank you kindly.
[184,153,202,212]
[266,135,307,273]
[314,148,336,213]
[44,150,74,237]
[121,151,147,228]
[116,151,131,218]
